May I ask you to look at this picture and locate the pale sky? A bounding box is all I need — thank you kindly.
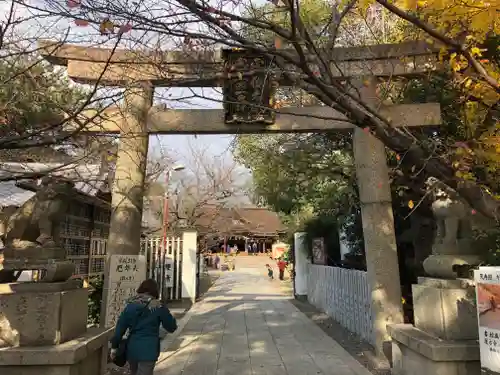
[148,88,234,165]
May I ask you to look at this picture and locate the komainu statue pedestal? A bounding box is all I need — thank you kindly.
[0,247,76,283]
[0,280,112,375]
[388,278,480,375]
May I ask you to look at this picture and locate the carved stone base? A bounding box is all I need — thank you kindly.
[423,254,481,279]
[388,324,480,375]
[0,280,87,347]
[0,327,111,375]
[413,277,477,341]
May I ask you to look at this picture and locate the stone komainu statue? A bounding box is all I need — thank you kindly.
[425,176,472,248]
[423,177,482,279]
[0,178,74,253]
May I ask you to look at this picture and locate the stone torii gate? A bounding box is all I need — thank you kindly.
[39,40,440,355]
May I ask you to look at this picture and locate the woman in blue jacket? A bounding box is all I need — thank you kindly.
[110,279,177,375]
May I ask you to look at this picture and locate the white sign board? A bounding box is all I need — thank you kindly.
[164,257,174,288]
[475,267,500,374]
[104,255,146,327]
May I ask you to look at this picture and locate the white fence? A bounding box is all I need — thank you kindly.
[71,236,184,301]
[307,264,374,345]
[141,236,183,301]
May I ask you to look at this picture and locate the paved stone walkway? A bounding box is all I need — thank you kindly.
[155,257,372,375]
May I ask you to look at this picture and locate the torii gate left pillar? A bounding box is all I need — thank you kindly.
[101,83,153,326]
[107,83,152,256]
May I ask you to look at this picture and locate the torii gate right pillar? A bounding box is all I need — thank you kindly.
[353,79,404,357]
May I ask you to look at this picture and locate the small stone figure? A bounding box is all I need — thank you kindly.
[0,178,76,283]
[426,177,472,248]
[423,177,482,279]
[0,178,74,251]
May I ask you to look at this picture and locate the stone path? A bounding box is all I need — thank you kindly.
[155,257,372,375]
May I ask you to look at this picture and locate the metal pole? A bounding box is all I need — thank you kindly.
[160,170,171,300]
[162,170,171,251]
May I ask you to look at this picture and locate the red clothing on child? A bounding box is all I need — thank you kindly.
[277,260,287,271]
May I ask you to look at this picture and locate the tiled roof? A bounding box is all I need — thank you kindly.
[0,181,36,207]
[194,205,286,236]
[0,162,110,207]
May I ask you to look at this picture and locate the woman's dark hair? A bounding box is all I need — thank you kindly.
[137,279,159,299]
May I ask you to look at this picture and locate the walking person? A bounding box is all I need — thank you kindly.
[266,264,274,280]
[277,258,287,281]
[109,279,177,375]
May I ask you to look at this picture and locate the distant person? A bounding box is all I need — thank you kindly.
[277,258,287,281]
[266,264,274,280]
[252,242,257,253]
[110,279,177,375]
[214,254,220,269]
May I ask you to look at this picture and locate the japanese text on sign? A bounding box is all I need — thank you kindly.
[104,255,146,327]
[475,267,500,373]
[484,329,500,352]
[164,257,174,288]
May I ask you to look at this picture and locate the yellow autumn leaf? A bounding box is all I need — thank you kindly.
[408,200,414,209]
[470,47,482,57]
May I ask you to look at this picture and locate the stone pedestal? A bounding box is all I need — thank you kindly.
[0,281,111,375]
[413,277,477,340]
[0,327,111,375]
[389,324,480,375]
[423,254,482,279]
[389,277,480,375]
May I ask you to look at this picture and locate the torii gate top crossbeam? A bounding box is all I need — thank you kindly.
[38,40,440,86]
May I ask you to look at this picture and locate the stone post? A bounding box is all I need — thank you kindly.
[352,78,403,357]
[293,232,309,300]
[181,231,198,304]
[107,83,153,256]
[101,83,153,327]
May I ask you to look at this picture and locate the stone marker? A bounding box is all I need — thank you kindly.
[102,254,146,327]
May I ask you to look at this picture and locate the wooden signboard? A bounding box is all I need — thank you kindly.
[222,48,278,125]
